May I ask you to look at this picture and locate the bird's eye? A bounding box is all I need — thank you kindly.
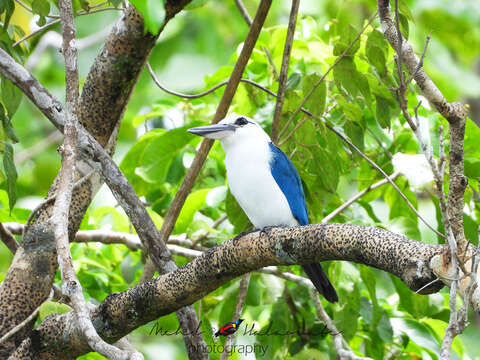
[234,117,249,126]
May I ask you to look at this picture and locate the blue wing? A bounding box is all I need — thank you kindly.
[268,142,308,225]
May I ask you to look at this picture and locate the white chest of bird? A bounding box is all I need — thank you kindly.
[222,131,298,229]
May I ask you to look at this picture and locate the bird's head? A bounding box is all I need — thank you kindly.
[235,319,244,326]
[187,114,270,148]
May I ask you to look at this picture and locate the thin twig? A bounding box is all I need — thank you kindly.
[271,0,300,143]
[219,273,250,360]
[322,172,400,223]
[233,0,278,79]
[0,290,53,346]
[13,6,121,47]
[0,221,18,253]
[234,0,252,26]
[14,131,63,164]
[405,34,431,86]
[191,213,227,247]
[278,102,336,146]
[312,290,373,360]
[326,122,443,237]
[277,12,377,141]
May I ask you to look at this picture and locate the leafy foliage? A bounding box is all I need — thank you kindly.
[0,0,479,359]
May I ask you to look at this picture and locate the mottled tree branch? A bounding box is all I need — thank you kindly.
[0,2,196,358]
[54,2,139,358]
[9,223,452,359]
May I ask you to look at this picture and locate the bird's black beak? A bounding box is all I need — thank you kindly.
[187,124,237,140]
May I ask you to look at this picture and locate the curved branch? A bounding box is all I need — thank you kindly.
[11,223,447,359]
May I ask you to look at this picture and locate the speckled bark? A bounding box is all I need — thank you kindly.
[448,117,467,251]
[9,224,446,359]
[0,2,192,358]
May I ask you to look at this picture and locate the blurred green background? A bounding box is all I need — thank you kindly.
[1,0,480,359]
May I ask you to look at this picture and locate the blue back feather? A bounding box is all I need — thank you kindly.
[268,143,308,225]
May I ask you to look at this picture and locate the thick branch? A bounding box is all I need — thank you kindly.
[11,224,447,359]
[0,2,196,357]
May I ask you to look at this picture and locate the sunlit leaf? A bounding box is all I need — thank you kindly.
[129,0,165,35]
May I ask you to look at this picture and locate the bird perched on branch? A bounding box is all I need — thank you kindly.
[188,114,338,303]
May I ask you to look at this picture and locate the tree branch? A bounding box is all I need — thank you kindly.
[0,221,18,253]
[321,172,400,223]
[270,0,300,143]
[0,2,197,357]
[312,291,372,360]
[10,223,450,359]
[54,2,137,358]
[219,273,250,360]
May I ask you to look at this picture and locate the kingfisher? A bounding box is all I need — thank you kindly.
[215,318,244,337]
[188,114,338,303]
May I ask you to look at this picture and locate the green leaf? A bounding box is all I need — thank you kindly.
[377,310,393,343]
[399,0,414,22]
[375,95,391,129]
[39,301,71,321]
[464,213,478,245]
[336,95,363,124]
[184,0,209,10]
[335,282,360,341]
[174,189,209,234]
[333,58,360,97]
[0,104,18,143]
[285,72,302,91]
[2,142,16,213]
[31,0,50,27]
[135,126,196,185]
[398,13,409,40]
[390,274,429,319]
[360,265,376,302]
[332,24,361,56]
[1,0,14,31]
[129,0,165,35]
[390,318,441,356]
[120,129,164,195]
[366,30,388,75]
[1,75,22,119]
[283,90,303,113]
[302,72,327,116]
[245,275,261,306]
[465,156,480,178]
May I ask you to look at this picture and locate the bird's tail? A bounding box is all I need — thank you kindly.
[302,263,338,303]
